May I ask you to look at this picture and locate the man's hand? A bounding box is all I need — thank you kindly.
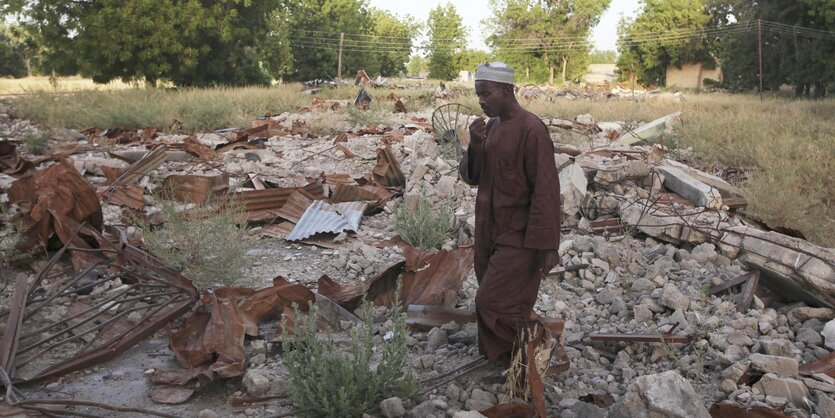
[469,117,487,145]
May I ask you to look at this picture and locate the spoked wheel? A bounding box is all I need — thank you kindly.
[431,103,476,155]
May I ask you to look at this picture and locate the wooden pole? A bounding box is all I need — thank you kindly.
[338,32,344,83]
[758,19,763,101]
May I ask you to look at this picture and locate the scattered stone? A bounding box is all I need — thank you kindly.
[242,369,270,397]
[796,327,823,346]
[453,412,486,418]
[823,319,835,350]
[621,370,711,418]
[381,397,406,418]
[427,327,449,351]
[465,389,497,412]
[570,400,607,418]
[749,353,799,377]
[198,410,219,418]
[409,399,437,418]
[753,373,810,406]
[815,392,835,418]
[660,283,690,311]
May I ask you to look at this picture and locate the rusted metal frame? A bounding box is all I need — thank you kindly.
[0,275,29,377]
[589,333,692,344]
[19,284,142,340]
[101,144,168,194]
[419,357,486,384]
[21,225,89,300]
[15,399,183,418]
[23,262,102,320]
[15,295,183,368]
[53,273,121,299]
[736,270,761,313]
[115,266,195,290]
[15,295,194,384]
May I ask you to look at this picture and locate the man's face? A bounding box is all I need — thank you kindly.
[475,80,509,118]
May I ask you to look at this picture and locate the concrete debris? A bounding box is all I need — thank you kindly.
[614,111,681,145]
[657,165,723,209]
[613,370,710,418]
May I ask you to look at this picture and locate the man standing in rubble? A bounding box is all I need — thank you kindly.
[459,62,561,363]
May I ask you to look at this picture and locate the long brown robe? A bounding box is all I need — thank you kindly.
[459,110,561,362]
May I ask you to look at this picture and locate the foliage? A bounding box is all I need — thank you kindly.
[616,0,714,86]
[7,0,281,86]
[487,0,610,85]
[407,55,429,77]
[281,0,374,81]
[457,49,493,73]
[284,296,413,418]
[589,49,617,64]
[23,129,48,155]
[395,191,454,251]
[133,194,253,290]
[0,27,26,78]
[713,0,834,97]
[368,9,421,77]
[425,3,467,80]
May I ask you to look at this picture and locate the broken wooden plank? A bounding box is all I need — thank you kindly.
[736,270,760,313]
[589,333,692,344]
[708,271,757,296]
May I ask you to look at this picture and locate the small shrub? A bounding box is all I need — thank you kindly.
[284,295,413,418]
[23,129,49,155]
[395,191,454,251]
[133,194,253,290]
[0,206,38,291]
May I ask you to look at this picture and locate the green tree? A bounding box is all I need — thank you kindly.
[616,0,714,86]
[487,0,610,85]
[368,9,420,77]
[282,0,374,81]
[0,30,26,78]
[425,3,467,80]
[7,0,281,86]
[456,49,492,73]
[406,54,428,76]
[589,49,617,64]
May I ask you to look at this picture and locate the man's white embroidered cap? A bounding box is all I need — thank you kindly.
[474,62,515,85]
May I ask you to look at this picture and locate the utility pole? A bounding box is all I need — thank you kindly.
[758,19,763,101]
[337,32,344,83]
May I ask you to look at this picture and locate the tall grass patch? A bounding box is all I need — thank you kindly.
[12,85,308,132]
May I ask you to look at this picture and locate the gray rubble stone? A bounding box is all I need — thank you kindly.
[797,327,823,346]
[823,319,835,350]
[465,389,497,412]
[660,283,690,311]
[242,369,270,397]
[749,353,799,376]
[381,397,406,418]
[631,278,657,292]
[760,339,797,357]
[427,327,449,351]
[788,307,835,323]
[633,304,654,323]
[446,384,462,402]
[452,412,487,418]
[570,400,607,418]
[409,399,437,418]
[198,410,219,418]
[804,377,835,393]
[816,392,835,418]
[631,370,711,418]
[753,373,810,406]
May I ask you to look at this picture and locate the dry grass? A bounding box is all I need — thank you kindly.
[0,76,132,94]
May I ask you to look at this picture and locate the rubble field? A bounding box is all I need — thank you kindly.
[1,83,834,418]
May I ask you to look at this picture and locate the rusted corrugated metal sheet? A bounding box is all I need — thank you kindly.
[0,140,33,174]
[330,183,380,203]
[401,246,474,308]
[708,402,791,417]
[372,147,405,188]
[286,200,366,241]
[800,351,835,377]
[103,145,168,193]
[274,190,314,223]
[100,184,144,209]
[162,174,229,204]
[232,183,324,222]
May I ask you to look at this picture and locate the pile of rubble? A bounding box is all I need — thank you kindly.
[1,91,834,418]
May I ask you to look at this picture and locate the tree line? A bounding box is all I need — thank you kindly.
[617,0,834,97]
[1,0,832,95]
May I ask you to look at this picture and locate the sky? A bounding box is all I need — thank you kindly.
[368,0,642,52]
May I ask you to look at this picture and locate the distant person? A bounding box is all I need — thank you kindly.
[459,62,561,364]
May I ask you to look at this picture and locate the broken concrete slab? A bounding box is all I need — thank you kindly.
[661,159,745,200]
[657,166,723,209]
[753,373,810,406]
[719,226,835,309]
[611,370,710,418]
[560,163,588,218]
[749,353,799,377]
[594,159,650,184]
[614,112,681,146]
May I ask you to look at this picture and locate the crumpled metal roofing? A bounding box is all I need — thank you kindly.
[286,200,366,241]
